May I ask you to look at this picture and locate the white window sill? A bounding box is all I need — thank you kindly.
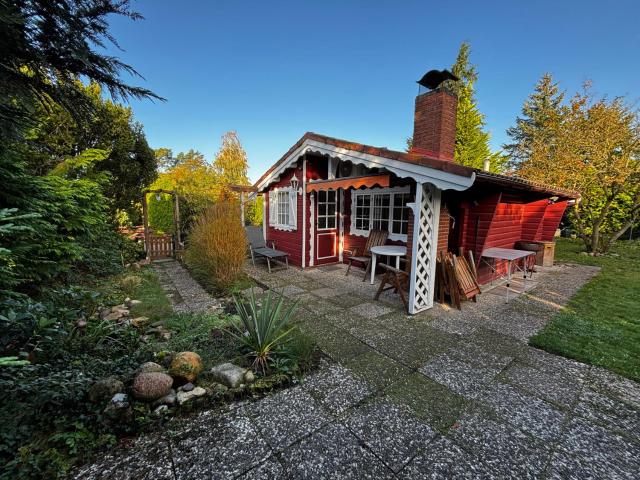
[271,224,296,232]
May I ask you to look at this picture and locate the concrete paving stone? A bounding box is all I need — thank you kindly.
[461,326,530,359]
[574,387,640,440]
[329,293,369,308]
[520,347,591,383]
[247,387,332,451]
[385,373,468,432]
[428,316,478,336]
[383,327,459,368]
[347,323,400,351]
[549,417,640,480]
[276,284,306,297]
[450,409,551,479]
[169,408,272,479]
[504,362,582,409]
[419,353,503,399]
[589,366,640,408]
[301,363,373,415]
[448,342,513,370]
[305,299,344,315]
[345,350,413,391]
[344,398,437,472]
[72,434,173,480]
[323,311,366,331]
[398,436,502,479]
[235,456,285,479]
[282,422,395,479]
[310,287,342,298]
[477,381,567,441]
[348,302,393,319]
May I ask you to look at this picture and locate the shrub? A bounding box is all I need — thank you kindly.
[185,202,247,289]
[230,290,296,374]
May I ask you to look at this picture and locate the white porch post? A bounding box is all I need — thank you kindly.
[408,182,441,314]
[262,193,267,242]
[309,192,315,266]
[301,156,307,268]
[338,188,344,262]
[240,192,245,225]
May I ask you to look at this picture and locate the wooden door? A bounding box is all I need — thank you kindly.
[316,190,339,264]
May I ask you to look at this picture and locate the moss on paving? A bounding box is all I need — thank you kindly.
[383,326,460,369]
[530,239,640,382]
[385,373,468,433]
[346,350,413,391]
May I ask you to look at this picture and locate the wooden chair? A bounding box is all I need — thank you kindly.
[344,229,389,281]
[374,260,410,311]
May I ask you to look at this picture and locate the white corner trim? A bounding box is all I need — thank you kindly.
[301,156,307,268]
[255,138,475,193]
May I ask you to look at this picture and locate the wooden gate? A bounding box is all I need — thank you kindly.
[148,234,173,260]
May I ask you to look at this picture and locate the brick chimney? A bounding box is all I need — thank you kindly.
[410,88,457,162]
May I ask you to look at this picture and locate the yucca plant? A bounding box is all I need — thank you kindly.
[230,289,297,374]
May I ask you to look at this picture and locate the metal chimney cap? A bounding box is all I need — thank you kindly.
[417,69,459,90]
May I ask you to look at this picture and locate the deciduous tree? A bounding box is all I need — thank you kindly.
[514,83,640,252]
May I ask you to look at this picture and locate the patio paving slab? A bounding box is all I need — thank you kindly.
[385,372,468,432]
[419,353,504,399]
[72,434,174,480]
[168,408,272,480]
[504,362,583,409]
[398,436,502,479]
[589,366,640,408]
[345,350,413,391]
[574,387,640,440]
[477,381,567,441]
[548,417,640,480]
[348,302,394,319]
[281,423,396,479]
[236,457,285,479]
[344,398,437,473]
[450,409,551,479]
[246,387,332,452]
[301,362,374,415]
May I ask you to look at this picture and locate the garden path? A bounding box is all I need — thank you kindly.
[76,259,640,479]
[153,260,225,314]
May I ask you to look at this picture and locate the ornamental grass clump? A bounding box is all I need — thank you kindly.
[185,202,247,289]
[230,289,297,374]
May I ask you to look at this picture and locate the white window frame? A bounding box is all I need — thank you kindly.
[349,186,411,241]
[316,190,337,231]
[269,186,297,231]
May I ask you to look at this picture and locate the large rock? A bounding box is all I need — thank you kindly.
[176,386,206,405]
[137,362,165,374]
[131,372,174,401]
[152,389,177,408]
[88,376,124,403]
[169,352,203,383]
[211,363,247,389]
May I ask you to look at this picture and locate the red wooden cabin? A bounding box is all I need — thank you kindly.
[252,70,578,314]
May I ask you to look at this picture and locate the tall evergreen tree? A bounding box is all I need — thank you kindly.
[504,73,564,168]
[447,42,506,171]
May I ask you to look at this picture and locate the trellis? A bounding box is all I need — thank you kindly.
[408,182,441,314]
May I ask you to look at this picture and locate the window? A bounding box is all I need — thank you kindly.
[392,192,410,235]
[317,190,336,230]
[350,187,411,240]
[268,187,297,230]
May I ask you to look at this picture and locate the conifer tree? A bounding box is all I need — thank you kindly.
[504,73,564,168]
[448,43,506,171]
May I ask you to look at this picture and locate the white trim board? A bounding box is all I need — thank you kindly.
[255,138,475,193]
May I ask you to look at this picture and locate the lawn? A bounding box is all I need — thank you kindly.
[530,238,640,382]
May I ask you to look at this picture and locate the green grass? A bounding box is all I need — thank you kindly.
[126,268,173,322]
[530,238,640,382]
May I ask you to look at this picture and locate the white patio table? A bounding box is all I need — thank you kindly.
[369,245,407,285]
[481,247,536,301]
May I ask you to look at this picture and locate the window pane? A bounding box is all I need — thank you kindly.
[327,217,336,229]
[318,190,326,202]
[328,190,336,202]
[318,217,326,229]
[318,204,326,216]
[328,203,336,215]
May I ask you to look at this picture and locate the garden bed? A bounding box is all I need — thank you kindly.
[0,265,319,480]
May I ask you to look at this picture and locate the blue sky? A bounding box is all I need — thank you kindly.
[106,0,639,182]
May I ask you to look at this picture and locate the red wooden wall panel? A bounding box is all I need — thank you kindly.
[540,200,568,241]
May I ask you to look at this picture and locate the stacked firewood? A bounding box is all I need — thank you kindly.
[435,250,481,310]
